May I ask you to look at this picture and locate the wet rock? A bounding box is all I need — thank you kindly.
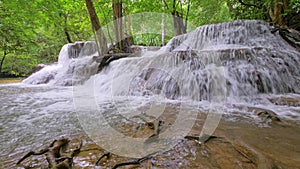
[130,45,160,57]
[268,96,300,107]
[10,115,300,169]
[273,27,300,51]
[67,41,97,59]
[31,64,46,74]
[254,109,281,122]
[232,104,281,123]
[95,53,134,72]
[129,68,181,99]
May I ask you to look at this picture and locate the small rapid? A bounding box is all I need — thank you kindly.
[2,20,300,167]
[0,84,82,168]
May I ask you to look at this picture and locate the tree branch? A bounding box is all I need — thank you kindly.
[162,0,169,10]
[185,0,191,31]
[0,45,7,74]
[238,0,261,8]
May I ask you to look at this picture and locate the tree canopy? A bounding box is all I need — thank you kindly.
[0,0,299,77]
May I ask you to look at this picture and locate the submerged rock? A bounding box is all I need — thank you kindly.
[14,116,300,169]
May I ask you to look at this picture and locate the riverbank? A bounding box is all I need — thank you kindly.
[0,78,23,84]
[12,115,300,169]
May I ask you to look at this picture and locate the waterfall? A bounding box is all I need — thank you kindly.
[23,41,98,86]
[91,20,300,101]
[23,20,300,101]
[18,19,300,160]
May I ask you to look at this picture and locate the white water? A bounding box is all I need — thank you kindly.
[23,41,99,86]
[22,20,300,120]
[86,20,299,102]
[72,20,300,156]
[2,20,300,166]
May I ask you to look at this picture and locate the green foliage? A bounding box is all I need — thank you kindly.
[226,0,271,21]
[3,0,297,77]
[1,53,37,76]
[0,0,92,76]
[134,33,172,46]
[290,0,300,13]
[0,0,234,77]
[188,0,232,26]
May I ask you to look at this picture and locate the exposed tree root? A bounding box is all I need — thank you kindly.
[95,152,110,166]
[111,154,153,169]
[16,137,82,169]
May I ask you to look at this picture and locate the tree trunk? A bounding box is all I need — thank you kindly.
[0,48,7,74]
[63,14,72,43]
[184,0,190,33]
[226,0,234,14]
[98,5,114,45]
[85,0,108,55]
[273,0,282,25]
[172,11,187,35]
[112,0,132,53]
[126,15,134,45]
[64,29,72,43]
[171,0,187,35]
[273,0,290,26]
[112,0,123,50]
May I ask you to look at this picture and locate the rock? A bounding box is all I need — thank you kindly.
[130,45,161,57]
[268,96,300,107]
[67,41,97,59]
[128,68,181,99]
[31,64,46,74]
[95,53,134,72]
[271,25,300,51]
[254,109,281,122]
[279,28,300,51]
[232,104,281,123]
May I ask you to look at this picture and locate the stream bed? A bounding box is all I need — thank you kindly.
[1,83,300,168]
[1,20,300,168]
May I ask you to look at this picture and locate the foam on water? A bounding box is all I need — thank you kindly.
[23,20,300,121]
[91,20,299,99]
[23,41,98,86]
[87,20,300,122]
[3,20,300,167]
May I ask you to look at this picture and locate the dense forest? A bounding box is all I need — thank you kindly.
[0,0,299,77]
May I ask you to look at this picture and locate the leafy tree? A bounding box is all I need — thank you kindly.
[0,0,40,76]
[1,0,298,77]
[0,0,92,76]
[226,0,300,29]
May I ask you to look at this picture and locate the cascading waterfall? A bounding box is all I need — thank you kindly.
[23,41,99,86]
[23,20,300,103]
[0,20,300,168]
[3,20,300,168]
[70,20,300,158]
[90,20,300,102]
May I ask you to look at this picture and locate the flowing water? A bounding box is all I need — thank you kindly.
[1,20,300,168]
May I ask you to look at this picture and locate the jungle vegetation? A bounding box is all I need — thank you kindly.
[0,0,299,77]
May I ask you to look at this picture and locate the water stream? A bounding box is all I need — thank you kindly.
[1,20,300,168]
